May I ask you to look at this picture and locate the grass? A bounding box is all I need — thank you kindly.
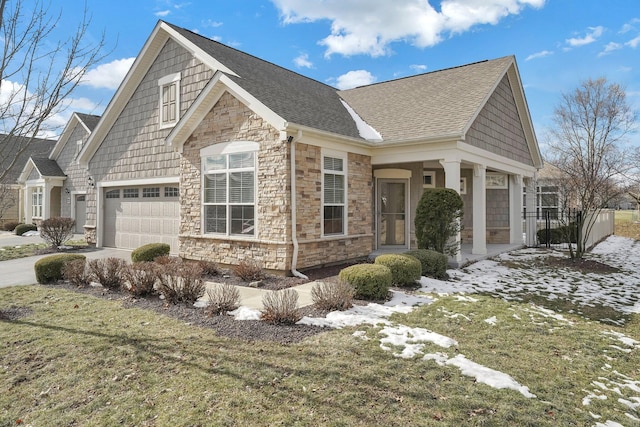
[0,239,87,262]
[615,210,640,240]
[2,283,639,426]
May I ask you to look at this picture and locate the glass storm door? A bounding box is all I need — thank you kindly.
[378,179,408,247]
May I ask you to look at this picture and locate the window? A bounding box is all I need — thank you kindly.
[142,187,160,198]
[32,187,43,218]
[323,154,346,235]
[164,187,179,198]
[123,188,139,198]
[536,185,559,219]
[75,140,83,158]
[106,189,120,199]
[158,73,180,128]
[203,151,255,236]
[423,171,435,188]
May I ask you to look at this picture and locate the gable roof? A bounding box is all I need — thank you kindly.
[49,112,101,160]
[30,157,66,177]
[0,134,56,184]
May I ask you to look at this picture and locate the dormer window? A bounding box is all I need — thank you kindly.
[158,72,181,128]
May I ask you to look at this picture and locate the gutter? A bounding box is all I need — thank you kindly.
[289,131,308,279]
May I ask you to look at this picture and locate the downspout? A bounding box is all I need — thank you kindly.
[289,131,308,279]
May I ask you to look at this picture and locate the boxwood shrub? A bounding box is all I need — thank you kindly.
[34,254,86,284]
[131,243,170,263]
[404,249,448,280]
[537,225,578,245]
[338,264,392,300]
[374,254,421,286]
[15,223,37,236]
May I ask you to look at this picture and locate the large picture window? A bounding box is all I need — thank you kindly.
[203,151,256,236]
[31,187,43,218]
[323,154,346,235]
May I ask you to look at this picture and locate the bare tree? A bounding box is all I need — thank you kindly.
[0,0,107,182]
[546,77,638,258]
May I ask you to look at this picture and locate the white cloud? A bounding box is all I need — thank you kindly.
[80,58,135,90]
[294,53,313,68]
[155,10,171,17]
[335,70,376,90]
[598,42,622,57]
[565,26,604,47]
[271,0,546,57]
[525,50,553,60]
[410,64,427,72]
[202,19,223,28]
[626,35,640,48]
[620,18,640,34]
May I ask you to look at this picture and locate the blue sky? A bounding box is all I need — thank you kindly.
[23,0,640,149]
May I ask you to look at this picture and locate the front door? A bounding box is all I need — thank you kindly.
[377,179,408,248]
[74,194,86,234]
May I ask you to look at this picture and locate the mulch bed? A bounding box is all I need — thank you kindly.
[542,256,621,274]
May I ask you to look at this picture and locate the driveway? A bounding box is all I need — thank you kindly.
[0,233,131,288]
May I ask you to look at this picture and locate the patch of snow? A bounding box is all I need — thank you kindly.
[21,230,40,237]
[603,331,639,348]
[594,421,624,427]
[229,306,261,320]
[484,316,497,325]
[339,100,383,142]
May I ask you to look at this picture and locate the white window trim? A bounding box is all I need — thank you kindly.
[201,141,259,238]
[422,170,435,188]
[321,148,348,237]
[158,72,181,129]
[32,186,43,219]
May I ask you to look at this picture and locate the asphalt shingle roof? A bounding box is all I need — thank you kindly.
[76,113,101,131]
[30,157,65,177]
[0,134,56,183]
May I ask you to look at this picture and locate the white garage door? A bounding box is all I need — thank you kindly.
[103,185,179,253]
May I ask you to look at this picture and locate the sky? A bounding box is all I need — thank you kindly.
[220,233,640,424]
[8,0,640,152]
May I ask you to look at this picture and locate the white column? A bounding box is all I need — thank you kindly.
[509,174,523,244]
[24,185,32,224]
[439,159,461,264]
[43,180,52,219]
[524,176,537,246]
[472,164,487,255]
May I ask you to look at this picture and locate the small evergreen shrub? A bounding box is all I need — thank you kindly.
[404,249,449,280]
[157,262,205,304]
[537,224,578,244]
[2,221,21,232]
[233,259,265,281]
[62,259,89,287]
[131,243,170,263]
[15,223,37,236]
[34,254,86,284]
[87,258,127,290]
[39,217,75,247]
[261,289,302,324]
[123,262,159,296]
[311,280,354,311]
[374,254,421,286]
[338,264,392,300]
[206,283,240,315]
[415,188,463,256]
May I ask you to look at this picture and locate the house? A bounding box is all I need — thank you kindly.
[17,113,100,233]
[26,20,543,273]
[0,134,56,228]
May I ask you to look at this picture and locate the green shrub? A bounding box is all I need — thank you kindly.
[2,221,21,232]
[374,254,421,286]
[404,249,448,280]
[415,188,463,256]
[15,223,37,236]
[34,254,86,284]
[338,264,392,300]
[537,224,578,244]
[131,243,170,263]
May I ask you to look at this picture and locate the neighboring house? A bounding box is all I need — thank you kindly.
[0,134,56,228]
[17,113,100,232]
[29,20,544,272]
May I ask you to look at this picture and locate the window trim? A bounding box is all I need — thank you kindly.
[321,149,347,237]
[158,72,181,129]
[201,141,259,238]
[31,187,43,219]
[422,170,435,188]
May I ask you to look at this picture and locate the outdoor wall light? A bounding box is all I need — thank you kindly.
[65,188,70,194]
[87,176,94,187]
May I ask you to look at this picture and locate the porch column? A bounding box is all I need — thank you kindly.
[24,186,33,224]
[509,174,523,244]
[43,180,53,219]
[524,176,536,246]
[439,159,461,264]
[472,164,487,255]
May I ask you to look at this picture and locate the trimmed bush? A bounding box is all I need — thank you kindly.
[34,254,86,284]
[131,243,170,263]
[415,188,463,256]
[311,280,354,311]
[15,223,37,236]
[2,221,21,232]
[233,259,265,281]
[404,249,448,280]
[123,262,159,296]
[261,289,302,325]
[39,216,75,247]
[62,259,89,287]
[87,258,127,290]
[157,261,205,304]
[374,254,421,286]
[206,283,240,315]
[338,264,392,300]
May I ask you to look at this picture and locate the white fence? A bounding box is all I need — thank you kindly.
[583,209,615,249]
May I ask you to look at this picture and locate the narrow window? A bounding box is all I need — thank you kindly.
[323,155,346,235]
[158,73,181,128]
[31,187,43,218]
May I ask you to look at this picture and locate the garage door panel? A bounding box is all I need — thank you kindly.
[103,185,179,253]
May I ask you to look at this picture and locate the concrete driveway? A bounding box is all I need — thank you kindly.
[0,232,131,288]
